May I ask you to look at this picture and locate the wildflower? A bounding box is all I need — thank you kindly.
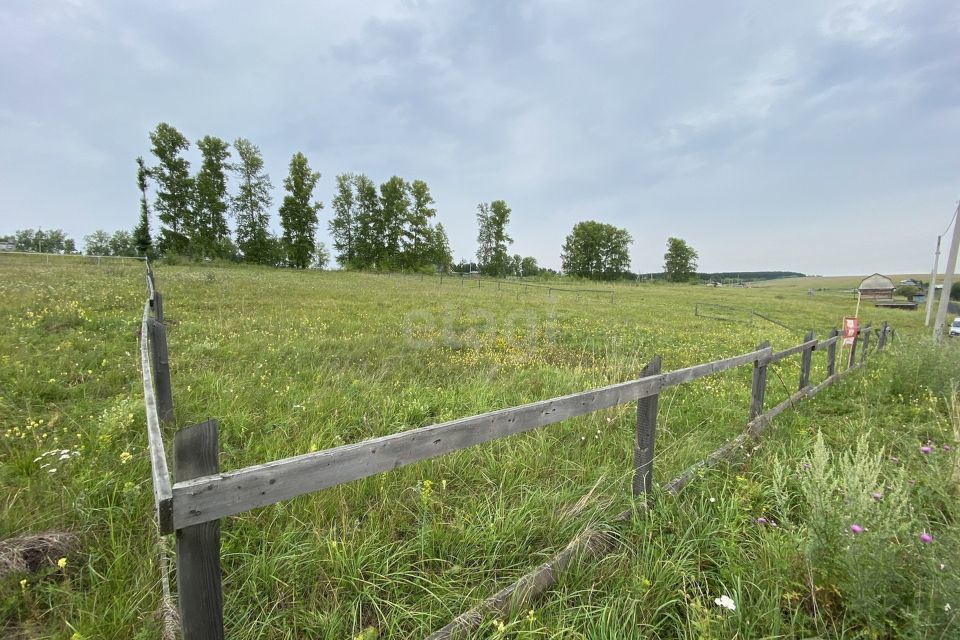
[920,446,932,455]
[849,524,863,534]
[714,594,736,611]
[57,557,67,568]
[756,517,768,525]
[872,492,883,501]
[527,608,536,622]
[709,497,716,503]
[441,479,447,490]
[20,578,27,590]
[943,444,952,451]
[119,451,132,464]
[919,533,933,544]
[493,619,506,632]
[946,603,952,612]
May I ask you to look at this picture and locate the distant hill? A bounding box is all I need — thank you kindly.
[699,271,805,282]
[639,271,805,282]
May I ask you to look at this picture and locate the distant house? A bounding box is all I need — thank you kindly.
[900,278,923,288]
[858,273,895,300]
[0,241,14,252]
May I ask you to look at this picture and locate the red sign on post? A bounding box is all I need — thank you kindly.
[842,316,858,347]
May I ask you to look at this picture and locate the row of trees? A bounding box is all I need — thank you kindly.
[141,123,326,268]
[327,174,452,271]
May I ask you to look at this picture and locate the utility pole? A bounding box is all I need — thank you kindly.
[925,235,941,326]
[933,202,960,342]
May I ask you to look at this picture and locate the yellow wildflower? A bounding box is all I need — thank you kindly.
[57,557,67,568]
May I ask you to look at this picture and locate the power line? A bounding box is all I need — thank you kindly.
[940,202,959,237]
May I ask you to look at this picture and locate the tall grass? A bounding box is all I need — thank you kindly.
[0,255,956,638]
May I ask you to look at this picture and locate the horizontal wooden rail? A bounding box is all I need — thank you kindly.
[766,338,818,363]
[169,346,773,529]
[816,335,839,349]
[140,299,173,533]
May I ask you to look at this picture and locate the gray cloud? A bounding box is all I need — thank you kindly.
[1,0,958,274]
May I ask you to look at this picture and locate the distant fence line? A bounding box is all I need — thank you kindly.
[0,250,147,265]
[137,263,894,639]
[694,301,796,331]
[372,270,620,302]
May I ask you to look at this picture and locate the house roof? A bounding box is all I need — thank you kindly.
[858,273,895,291]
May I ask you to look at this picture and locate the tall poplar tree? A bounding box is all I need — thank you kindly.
[475,199,513,277]
[405,179,436,268]
[194,136,232,258]
[232,138,274,264]
[149,123,193,255]
[329,173,357,267]
[379,176,410,269]
[278,152,322,269]
[133,157,153,258]
[352,174,381,268]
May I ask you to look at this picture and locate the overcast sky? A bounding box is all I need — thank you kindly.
[1,0,958,274]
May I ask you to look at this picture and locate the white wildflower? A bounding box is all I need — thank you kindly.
[714,595,736,611]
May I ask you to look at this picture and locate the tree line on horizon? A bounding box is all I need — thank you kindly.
[3,122,760,284]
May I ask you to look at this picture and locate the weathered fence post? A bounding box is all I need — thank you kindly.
[798,329,815,391]
[848,329,859,369]
[147,319,175,426]
[860,326,871,365]
[826,327,839,376]
[749,341,770,420]
[152,290,164,323]
[633,356,662,497]
[174,420,224,640]
[878,321,889,350]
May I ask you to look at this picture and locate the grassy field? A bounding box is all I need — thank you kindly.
[1,255,957,639]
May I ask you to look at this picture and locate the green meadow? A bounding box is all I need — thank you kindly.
[1,255,957,639]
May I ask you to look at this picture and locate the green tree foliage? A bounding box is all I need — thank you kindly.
[149,123,194,255]
[951,281,960,301]
[132,157,153,258]
[14,229,74,253]
[193,136,232,258]
[232,138,275,265]
[329,173,357,267]
[379,176,411,269]
[663,237,699,282]
[332,174,447,271]
[352,174,381,268]
[404,179,436,268]
[313,241,330,269]
[278,152,322,269]
[476,200,513,277]
[895,284,919,299]
[84,230,112,255]
[560,220,632,280]
[520,255,539,277]
[425,222,453,272]
[109,230,137,256]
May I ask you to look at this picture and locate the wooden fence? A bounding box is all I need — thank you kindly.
[138,265,893,639]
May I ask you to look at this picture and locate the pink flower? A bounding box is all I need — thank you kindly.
[849,524,863,534]
[920,533,933,544]
[872,493,883,501]
[756,517,768,525]
[944,445,952,452]
[920,446,932,455]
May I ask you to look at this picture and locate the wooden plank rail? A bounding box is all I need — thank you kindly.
[140,299,174,534]
[170,346,773,530]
